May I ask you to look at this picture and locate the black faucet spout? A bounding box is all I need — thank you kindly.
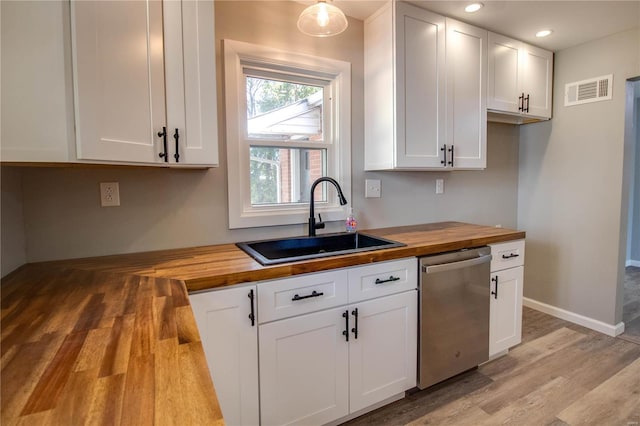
[308,177,348,237]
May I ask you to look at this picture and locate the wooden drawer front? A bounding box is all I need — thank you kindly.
[347,258,418,303]
[489,239,525,272]
[257,270,348,323]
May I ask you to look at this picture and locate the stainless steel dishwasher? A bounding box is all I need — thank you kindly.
[418,246,492,389]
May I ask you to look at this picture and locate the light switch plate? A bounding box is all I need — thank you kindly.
[365,179,381,198]
[435,179,444,194]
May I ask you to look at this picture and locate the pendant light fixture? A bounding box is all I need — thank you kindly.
[297,1,349,37]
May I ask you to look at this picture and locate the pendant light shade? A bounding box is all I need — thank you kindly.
[297,1,348,37]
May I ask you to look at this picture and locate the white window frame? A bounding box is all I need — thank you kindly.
[224,39,351,229]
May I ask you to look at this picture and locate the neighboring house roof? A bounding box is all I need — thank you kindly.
[248,91,322,140]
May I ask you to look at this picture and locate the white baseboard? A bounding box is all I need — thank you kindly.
[523,297,625,337]
[626,259,640,267]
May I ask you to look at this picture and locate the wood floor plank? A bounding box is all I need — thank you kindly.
[480,376,588,425]
[479,326,587,381]
[557,357,640,425]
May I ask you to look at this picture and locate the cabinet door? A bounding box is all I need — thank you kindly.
[189,286,259,426]
[1,0,74,162]
[259,307,349,426]
[164,0,218,166]
[521,44,553,118]
[445,19,487,169]
[489,266,524,356]
[349,291,417,413]
[72,0,166,163]
[487,32,521,114]
[395,2,446,169]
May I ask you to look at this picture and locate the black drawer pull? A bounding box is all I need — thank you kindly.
[342,310,349,342]
[502,253,520,259]
[248,289,255,326]
[491,275,499,299]
[351,308,359,339]
[292,290,324,301]
[375,276,401,285]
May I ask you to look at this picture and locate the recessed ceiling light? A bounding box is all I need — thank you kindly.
[536,29,553,38]
[464,3,483,13]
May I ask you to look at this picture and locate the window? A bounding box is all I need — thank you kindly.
[224,40,351,228]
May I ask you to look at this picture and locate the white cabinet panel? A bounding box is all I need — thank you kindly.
[189,285,259,426]
[71,0,218,166]
[489,240,525,357]
[487,33,521,114]
[489,266,524,356]
[1,0,74,162]
[521,45,553,118]
[488,32,553,120]
[72,0,165,163]
[489,239,525,272]
[396,4,446,168]
[445,18,487,169]
[258,270,349,323]
[259,307,350,426]
[365,4,486,170]
[349,291,417,413]
[348,258,417,303]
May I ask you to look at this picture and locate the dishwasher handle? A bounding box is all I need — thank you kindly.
[422,254,492,274]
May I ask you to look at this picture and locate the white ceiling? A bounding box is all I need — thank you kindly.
[304,0,640,51]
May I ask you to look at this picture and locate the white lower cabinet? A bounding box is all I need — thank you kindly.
[489,240,525,357]
[259,291,417,426]
[192,258,418,426]
[189,285,259,426]
[348,291,417,413]
[259,306,350,426]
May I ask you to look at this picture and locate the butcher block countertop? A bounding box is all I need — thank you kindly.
[0,222,524,425]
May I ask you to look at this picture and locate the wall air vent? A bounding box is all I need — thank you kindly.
[564,74,613,107]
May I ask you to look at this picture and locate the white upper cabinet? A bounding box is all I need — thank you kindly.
[365,1,446,170]
[487,32,553,121]
[364,2,486,171]
[445,18,487,169]
[72,0,218,166]
[1,0,75,162]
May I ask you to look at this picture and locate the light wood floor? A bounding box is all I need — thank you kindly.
[344,307,640,426]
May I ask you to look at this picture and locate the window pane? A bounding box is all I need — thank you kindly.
[250,147,327,206]
[246,76,323,141]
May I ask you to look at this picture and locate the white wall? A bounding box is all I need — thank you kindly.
[518,28,640,325]
[1,167,26,276]
[5,1,520,263]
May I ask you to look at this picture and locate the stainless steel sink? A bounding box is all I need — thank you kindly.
[236,232,406,265]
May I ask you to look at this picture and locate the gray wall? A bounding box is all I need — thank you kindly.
[2,1,520,265]
[1,167,26,276]
[518,28,640,325]
[630,91,640,263]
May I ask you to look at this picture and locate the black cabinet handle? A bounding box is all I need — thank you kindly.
[375,276,400,285]
[351,308,359,339]
[342,310,349,342]
[525,94,530,113]
[518,93,524,112]
[158,126,168,162]
[448,145,454,167]
[248,289,255,326]
[502,253,520,259]
[291,290,324,301]
[173,128,180,163]
[491,276,499,299]
[440,144,447,166]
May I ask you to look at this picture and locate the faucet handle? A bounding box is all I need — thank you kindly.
[315,214,325,230]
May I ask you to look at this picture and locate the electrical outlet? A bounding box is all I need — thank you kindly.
[436,179,444,194]
[365,179,381,198]
[100,182,120,207]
